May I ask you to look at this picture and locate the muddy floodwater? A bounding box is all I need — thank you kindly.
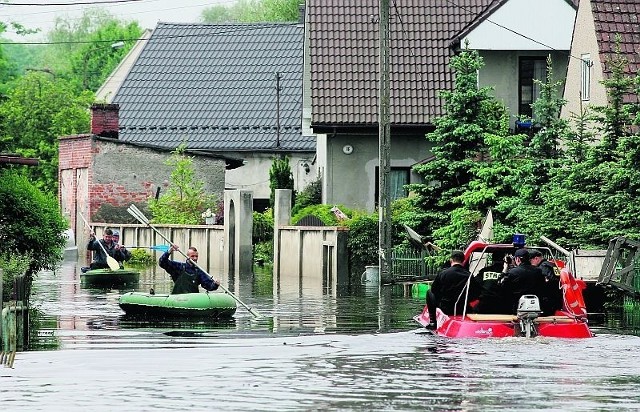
[2,256,640,411]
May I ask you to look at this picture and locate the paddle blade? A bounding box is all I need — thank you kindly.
[107,255,120,271]
[150,245,170,252]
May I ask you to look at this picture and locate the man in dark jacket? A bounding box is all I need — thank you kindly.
[474,251,512,314]
[426,250,481,327]
[500,248,545,314]
[86,228,124,270]
[159,244,220,294]
[111,230,132,268]
[530,249,563,315]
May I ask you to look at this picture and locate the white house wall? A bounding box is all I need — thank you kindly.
[225,152,317,202]
[479,50,570,128]
[323,134,430,212]
[464,0,576,50]
[561,0,608,120]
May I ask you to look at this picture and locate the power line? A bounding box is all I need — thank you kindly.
[442,0,588,64]
[6,0,148,6]
[0,22,295,45]
[0,0,235,19]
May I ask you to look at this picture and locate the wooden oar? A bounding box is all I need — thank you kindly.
[78,212,121,271]
[126,204,260,317]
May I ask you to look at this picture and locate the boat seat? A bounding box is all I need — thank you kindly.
[466,314,518,322]
[466,314,578,323]
[533,316,577,323]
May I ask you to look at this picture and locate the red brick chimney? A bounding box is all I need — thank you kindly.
[90,103,119,139]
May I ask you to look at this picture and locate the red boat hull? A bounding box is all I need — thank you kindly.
[414,306,593,338]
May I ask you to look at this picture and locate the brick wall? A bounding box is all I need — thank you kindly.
[90,103,119,139]
[58,133,226,224]
[58,134,93,170]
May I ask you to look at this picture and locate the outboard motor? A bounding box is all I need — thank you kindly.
[516,295,541,338]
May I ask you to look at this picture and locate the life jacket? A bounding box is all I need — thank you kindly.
[171,268,200,294]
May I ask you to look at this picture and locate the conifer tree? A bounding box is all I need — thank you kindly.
[410,42,494,237]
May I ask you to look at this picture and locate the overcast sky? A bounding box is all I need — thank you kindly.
[0,0,235,41]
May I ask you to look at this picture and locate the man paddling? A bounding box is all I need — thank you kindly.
[159,244,220,294]
[84,228,123,271]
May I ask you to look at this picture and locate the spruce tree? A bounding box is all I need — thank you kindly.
[410,42,494,238]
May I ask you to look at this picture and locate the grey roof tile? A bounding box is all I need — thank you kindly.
[307,0,501,126]
[592,0,640,103]
[114,22,312,151]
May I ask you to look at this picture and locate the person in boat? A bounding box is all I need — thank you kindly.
[473,251,512,314]
[426,250,481,327]
[111,230,131,269]
[85,228,124,271]
[499,248,546,314]
[159,244,220,295]
[529,249,563,315]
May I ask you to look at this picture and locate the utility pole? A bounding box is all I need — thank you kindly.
[378,0,392,278]
[275,72,281,150]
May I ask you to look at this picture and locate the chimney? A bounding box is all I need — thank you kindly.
[298,3,305,25]
[91,103,119,139]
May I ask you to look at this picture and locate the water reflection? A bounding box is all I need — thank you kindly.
[27,255,424,350]
[5,256,640,410]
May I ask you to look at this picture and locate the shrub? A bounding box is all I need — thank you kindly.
[0,171,67,275]
[253,241,273,266]
[291,204,353,226]
[253,210,274,244]
[127,249,154,266]
[0,253,31,301]
[345,212,379,277]
[292,177,322,216]
[269,156,295,209]
[149,144,218,224]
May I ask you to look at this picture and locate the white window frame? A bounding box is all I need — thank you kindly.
[581,54,591,101]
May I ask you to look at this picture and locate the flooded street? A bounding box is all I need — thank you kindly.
[2,256,640,411]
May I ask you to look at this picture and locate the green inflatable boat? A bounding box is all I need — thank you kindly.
[81,268,140,287]
[118,292,237,318]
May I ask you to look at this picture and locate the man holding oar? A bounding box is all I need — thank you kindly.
[159,244,220,294]
[85,228,126,271]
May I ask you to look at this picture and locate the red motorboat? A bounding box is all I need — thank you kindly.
[414,237,594,338]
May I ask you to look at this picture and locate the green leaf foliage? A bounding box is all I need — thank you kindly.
[406,39,640,252]
[291,177,322,216]
[0,170,68,281]
[0,72,94,193]
[269,155,295,209]
[253,210,274,244]
[68,19,142,92]
[202,0,301,22]
[0,252,31,301]
[148,144,219,224]
[345,212,379,277]
[291,204,353,226]
[410,42,495,236]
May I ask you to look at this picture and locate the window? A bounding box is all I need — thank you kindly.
[375,167,410,205]
[518,57,547,119]
[581,54,591,101]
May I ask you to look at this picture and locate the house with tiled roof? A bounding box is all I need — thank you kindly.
[561,0,640,121]
[305,0,577,212]
[68,21,315,214]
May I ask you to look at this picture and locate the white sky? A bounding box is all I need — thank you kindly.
[0,0,236,41]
